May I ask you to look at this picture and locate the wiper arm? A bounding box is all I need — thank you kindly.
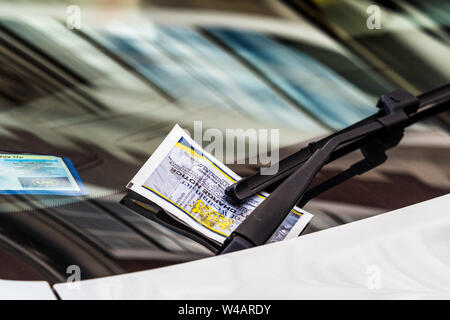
[219,84,450,254]
[226,84,450,203]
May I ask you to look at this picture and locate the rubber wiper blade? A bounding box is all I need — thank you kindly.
[219,84,450,254]
[226,84,450,203]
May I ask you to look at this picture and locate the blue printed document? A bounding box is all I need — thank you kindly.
[0,154,86,196]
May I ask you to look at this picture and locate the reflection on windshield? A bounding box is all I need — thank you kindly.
[299,0,450,93]
[91,26,329,131]
[0,9,447,207]
[207,28,376,129]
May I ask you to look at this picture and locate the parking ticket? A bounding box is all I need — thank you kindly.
[127,124,313,243]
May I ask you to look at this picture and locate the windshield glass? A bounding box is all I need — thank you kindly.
[0,0,448,282]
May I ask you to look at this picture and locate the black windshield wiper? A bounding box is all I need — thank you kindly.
[219,83,450,254]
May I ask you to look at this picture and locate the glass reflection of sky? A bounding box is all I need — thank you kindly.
[209,29,375,130]
[92,25,380,132]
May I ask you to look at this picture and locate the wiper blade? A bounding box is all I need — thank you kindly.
[226,84,450,203]
[219,83,450,254]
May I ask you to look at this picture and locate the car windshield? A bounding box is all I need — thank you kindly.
[0,0,449,282]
